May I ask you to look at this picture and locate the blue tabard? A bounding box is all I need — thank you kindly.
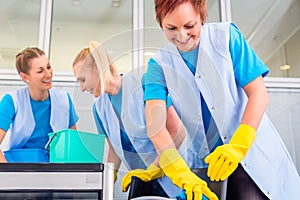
[153,22,300,199]
[1,87,69,151]
[94,72,182,197]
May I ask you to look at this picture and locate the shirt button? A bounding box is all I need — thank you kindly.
[197,75,201,79]
[223,136,227,140]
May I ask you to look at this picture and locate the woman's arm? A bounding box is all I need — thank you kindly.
[146,105,186,167]
[67,93,79,129]
[106,139,121,170]
[145,99,177,155]
[241,76,269,129]
[205,76,269,181]
[0,129,7,162]
[166,105,186,149]
[106,139,121,184]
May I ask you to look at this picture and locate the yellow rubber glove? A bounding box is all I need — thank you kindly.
[205,124,256,181]
[159,148,218,200]
[122,163,164,192]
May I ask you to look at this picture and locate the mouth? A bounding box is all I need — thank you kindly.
[86,89,93,94]
[42,79,52,84]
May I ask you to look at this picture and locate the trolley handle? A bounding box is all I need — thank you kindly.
[44,132,57,151]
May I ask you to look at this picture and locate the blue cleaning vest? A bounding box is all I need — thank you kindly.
[94,72,182,197]
[1,87,69,151]
[153,22,300,199]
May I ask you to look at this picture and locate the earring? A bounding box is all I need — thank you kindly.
[26,80,29,83]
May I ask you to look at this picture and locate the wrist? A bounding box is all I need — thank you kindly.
[148,163,160,171]
[230,124,256,146]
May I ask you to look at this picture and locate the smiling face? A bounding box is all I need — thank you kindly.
[73,60,101,97]
[20,55,53,91]
[161,1,202,52]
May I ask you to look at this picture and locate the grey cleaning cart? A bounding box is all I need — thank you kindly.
[0,162,114,200]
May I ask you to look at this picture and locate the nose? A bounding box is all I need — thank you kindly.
[80,83,86,92]
[44,68,52,77]
[176,28,189,41]
[180,28,188,35]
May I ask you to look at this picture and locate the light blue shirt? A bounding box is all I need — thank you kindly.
[93,72,182,197]
[143,23,269,102]
[0,91,78,149]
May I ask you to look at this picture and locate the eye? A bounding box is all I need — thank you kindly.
[77,77,85,83]
[185,25,194,29]
[47,64,52,70]
[185,22,197,29]
[165,26,177,31]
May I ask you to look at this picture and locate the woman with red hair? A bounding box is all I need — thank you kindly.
[135,0,300,199]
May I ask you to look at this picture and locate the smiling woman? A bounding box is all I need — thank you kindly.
[72,48,101,97]
[160,2,203,52]
[71,41,188,199]
[17,48,53,101]
[140,0,300,200]
[0,47,79,163]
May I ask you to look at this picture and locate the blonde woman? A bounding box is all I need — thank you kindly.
[72,41,187,198]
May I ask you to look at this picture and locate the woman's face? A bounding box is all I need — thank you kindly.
[73,61,101,97]
[161,2,202,52]
[23,55,53,91]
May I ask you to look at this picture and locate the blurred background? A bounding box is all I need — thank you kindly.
[0,0,299,76]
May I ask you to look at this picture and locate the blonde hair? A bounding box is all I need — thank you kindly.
[72,43,117,75]
[72,41,119,95]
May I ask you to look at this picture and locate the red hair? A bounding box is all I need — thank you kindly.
[155,0,207,27]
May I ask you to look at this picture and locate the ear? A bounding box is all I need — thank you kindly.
[19,72,29,83]
[93,61,101,74]
[93,61,98,70]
